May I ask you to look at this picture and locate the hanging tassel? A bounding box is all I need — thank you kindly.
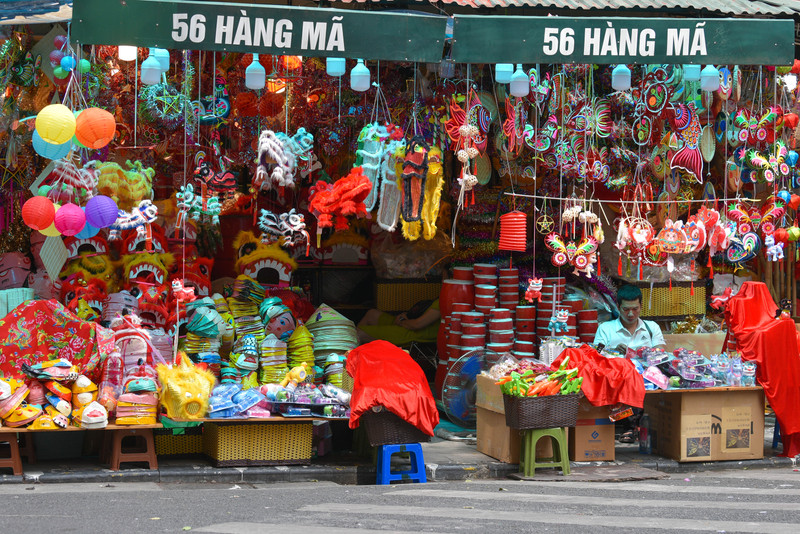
[618,255,623,276]
[596,256,601,276]
[690,280,695,296]
[669,277,672,291]
[638,262,642,281]
[471,189,475,206]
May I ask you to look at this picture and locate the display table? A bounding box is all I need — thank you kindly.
[644,386,764,462]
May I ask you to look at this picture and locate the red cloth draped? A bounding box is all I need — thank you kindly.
[346,340,439,435]
[725,281,800,457]
[551,345,646,408]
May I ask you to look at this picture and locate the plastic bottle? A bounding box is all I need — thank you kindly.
[638,413,652,454]
[97,351,123,414]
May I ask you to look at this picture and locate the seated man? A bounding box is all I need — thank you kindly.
[357,299,440,347]
[594,284,666,353]
[594,284,665,444]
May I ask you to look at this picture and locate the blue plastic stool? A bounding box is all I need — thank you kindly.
[376,443,427,485]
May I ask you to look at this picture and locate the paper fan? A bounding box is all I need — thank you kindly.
[475,152,492,185]
[700,126,715,163]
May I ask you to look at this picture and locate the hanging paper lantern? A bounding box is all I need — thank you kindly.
[49,49,65,67]
[78,59,92,74]
[60,56,76,71]
[350,59,370,92]
[774,228,789,244]
[611,64,632,91]
[32,130,72,160]
[788,151,799,167]
[326,57,346,77]
[74,107,116,149]
[54,203,86,237]
[22,196,56,231]
[118,45,137,62]
[149,48,170,72]
[52,66,69,79]
[35,104,76,145]
[53,35,68,49]
[495,63,513,84]
[37,185,52,197]
[85,195,119,228]
[40,203,62,236]
[281,55,302,71]
[75,208,101,239]
[790,194,800,211]
[498,210,527,252]
[52,73,71,87]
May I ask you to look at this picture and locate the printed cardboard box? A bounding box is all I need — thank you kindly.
[569,398,615,462]
[643,387,764,462]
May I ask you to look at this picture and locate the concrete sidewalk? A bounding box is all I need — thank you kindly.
[1,420,794,485]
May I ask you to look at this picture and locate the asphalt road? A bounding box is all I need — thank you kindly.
[1,466,799,533]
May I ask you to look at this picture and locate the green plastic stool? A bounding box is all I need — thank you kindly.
[519,427,570,477]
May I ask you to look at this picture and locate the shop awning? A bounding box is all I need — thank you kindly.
[0,1,71,24]
[450,16,795,65]
[71,0,447,62]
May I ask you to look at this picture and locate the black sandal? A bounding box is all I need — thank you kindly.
[619,430,635,443]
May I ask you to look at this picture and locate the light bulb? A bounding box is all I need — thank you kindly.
[326,57,346,77]
[683,64,701,82]
[509,64,529,98]
[611,64,631,91]
[495,63,513,84]
[783,74,798,92]
[118,45,137,62]
[150,48,170,73]
[350,59,370,92]
[700,65,720,92]
[140,55,162,85]
[245,54,266,90]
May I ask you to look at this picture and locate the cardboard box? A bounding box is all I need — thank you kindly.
[569,399,615,462]
[476,374,505,413]
[643,387,764,462]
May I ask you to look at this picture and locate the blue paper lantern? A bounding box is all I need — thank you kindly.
[75,208,100,239]
[787,150,799,167]
[32,130,71,160]
[60,55,76,72]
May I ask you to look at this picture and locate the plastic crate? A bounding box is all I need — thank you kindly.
[638,282,705,319]
[376,279,442,313]
[154,427,203,456]
[203,422,313,466]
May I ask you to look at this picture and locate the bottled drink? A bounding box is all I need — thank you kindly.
[639,413,652,454]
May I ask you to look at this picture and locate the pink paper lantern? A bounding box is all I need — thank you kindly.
[54,203,86,236]
[85,195,118,228]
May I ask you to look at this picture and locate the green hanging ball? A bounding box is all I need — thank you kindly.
[72,134,87,149]
[53,66,69,79]
[37,185,52,197]
[78,59,92,74]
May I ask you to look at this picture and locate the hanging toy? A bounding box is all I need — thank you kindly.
[501,96,527,155]
[545,233,599,277]
[107,200,158,241]
[257,208,310,255]
[764,234,785,262]
[191,74,231,125]
[547,309,570,333]
[665,103,704,184]
[176,183,221,226]
[734,106,781,146]
[726,198,785,238]
[525,278,543,303]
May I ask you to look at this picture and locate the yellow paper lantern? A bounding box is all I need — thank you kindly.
[35,104,76,145]
[39,203,62,236]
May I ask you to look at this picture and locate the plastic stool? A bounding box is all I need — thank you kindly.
[0,431,23,476]
[376,443,426,485]
[108,428,158,471]
[519,427,570,477]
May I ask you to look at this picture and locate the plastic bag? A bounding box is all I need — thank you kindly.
[371,230,451,279]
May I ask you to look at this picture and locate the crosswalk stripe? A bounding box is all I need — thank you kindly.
[194,523,449,534]
[301,503,800,534]
[384,488,797,510]
[459,479,800,496]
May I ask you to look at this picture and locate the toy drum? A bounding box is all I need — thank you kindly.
[515,331,537,342]
[516,306,536,320]
[489,329,514,344]
[452,302,472,314]
[474,284,497,297]
[452,266,474,281]
[460,334,485,348]
[486,342,513,354]
[474,263,498,276]
[439,279,474,319]
[462,323,486,336]
[489,308,512,320]
[489,317,513,331]
[460,311,484,325]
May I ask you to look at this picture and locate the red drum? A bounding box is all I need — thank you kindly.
[498,267,519,278]
[489,317,513,331]
[474,263,498,276]
[462,323,486,336]
[513,351,538,360]
[577,309,599,321]
[514,340,534,352]
[516,306,536,320]
[452,266,474,281]
[461,334,486,347]
[474,274,498,286]
[489,308,512,320]
[452,302,472,314]
[489,329,514,344]
[449,311,464,332]
[515,331,537,342]
[475,284,497,297]
[461,311,484,325]
[486,342,513,353]
[439,279,474,319]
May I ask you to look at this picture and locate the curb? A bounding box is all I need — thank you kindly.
[1,454,791,485]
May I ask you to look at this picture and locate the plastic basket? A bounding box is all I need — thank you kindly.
[502,393,580,430]
[154,427,203,456]
[637,282,705,319]
[203,422,313,466]
[360,409,431,446]
[376,279,442,313]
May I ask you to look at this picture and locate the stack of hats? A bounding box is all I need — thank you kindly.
[305,304,358,370]
[324,354,346,388]
[0,380,41,428]
[115,392,158,425]
[259,334,289,384]
[196,351,222,380]
[287,324,315,370]
[230,334,259,372]
[74,401,108,429]
[212,294,236,355]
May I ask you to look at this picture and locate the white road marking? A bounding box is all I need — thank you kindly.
[194,523,449,534]
[454,479,800,496]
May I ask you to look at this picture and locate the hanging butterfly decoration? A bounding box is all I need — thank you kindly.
[577,147,611,184]
[665,103,704,184]
[726,198,785,237]
[502,96,528,155]
[522,114,559,153]
[725,232,761,270]
[545,233,599,277]
[565,98,613,138]
[734,107,781,146]
[631,68,673,147]
[743,141,791,184]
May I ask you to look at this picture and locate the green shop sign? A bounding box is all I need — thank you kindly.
[451,16,795,65]
[72,0,447,62]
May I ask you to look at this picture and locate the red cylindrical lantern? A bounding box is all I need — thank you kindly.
[498,210,527,251]
[21,196,56,231]
[74,107,116,149]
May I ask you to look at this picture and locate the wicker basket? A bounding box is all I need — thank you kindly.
[203,422,313,467]
[637,282,705,319]
[502,393,580,430]
[154,427,203,456]
[360,409,431,446]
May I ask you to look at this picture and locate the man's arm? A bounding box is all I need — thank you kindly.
[593,322,610,348]
[648,320,667,349]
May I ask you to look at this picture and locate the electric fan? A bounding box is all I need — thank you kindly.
[441,348,501,428]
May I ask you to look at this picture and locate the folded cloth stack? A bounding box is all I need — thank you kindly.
[115,392,159,425]
[259,334,289,384]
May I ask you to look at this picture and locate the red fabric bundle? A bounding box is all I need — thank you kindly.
[550,345,646,408]
[346,340,439,435]
[725,281,800,457]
